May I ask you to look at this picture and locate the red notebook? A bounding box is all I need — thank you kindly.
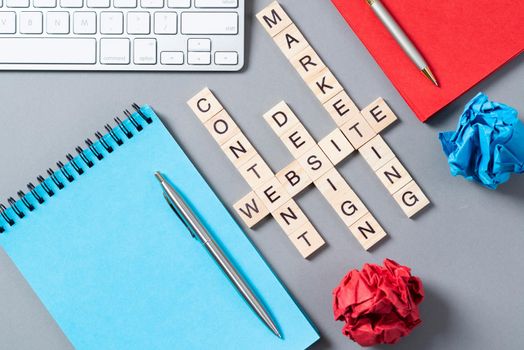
[331,0,524,122]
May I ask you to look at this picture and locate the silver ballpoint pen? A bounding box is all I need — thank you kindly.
[366,0,439,87]
[155,172,282,339]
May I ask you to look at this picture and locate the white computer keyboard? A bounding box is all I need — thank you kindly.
[0,0,244,71]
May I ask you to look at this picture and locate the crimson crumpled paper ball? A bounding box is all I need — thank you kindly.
[332,259,424,347]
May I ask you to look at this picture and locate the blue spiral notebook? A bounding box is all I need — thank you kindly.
[0,105,319,349]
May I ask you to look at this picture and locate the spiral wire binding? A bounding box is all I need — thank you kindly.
[0,104,152,234]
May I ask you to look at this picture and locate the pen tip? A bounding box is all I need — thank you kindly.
[421,67,439,87]
[154,172,164,183]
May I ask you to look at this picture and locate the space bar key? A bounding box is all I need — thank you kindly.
[0,38,96,64]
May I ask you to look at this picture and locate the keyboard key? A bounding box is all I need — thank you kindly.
[188,38,210,51]
[0,12,16,33]
[20,12,43,34]
[100,12,123,34]
[181,12,238,35]
[0,38,96,63]
[73,11,96,34]
[100,38,130,64]
[7,0,29,7]
[60,0,82,7]
[127,12,149,34]
[87,0,109,7]
[114,0,136,8]
[188,51,210,65]
[34,0,57,7]
[167,0,189,8]
[133,38,156,64]
[195,0,237,8]
[140,0,162,8]
[215,51,237,65]
[160,51,183,65]
[46,11,70,34]
[154,12,177,34]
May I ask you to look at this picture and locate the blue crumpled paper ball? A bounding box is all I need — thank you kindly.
[439,92,524,189]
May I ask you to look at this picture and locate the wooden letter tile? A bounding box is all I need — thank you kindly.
[359,135,395,171]
[234,191,270,228]
[256,1,293,38]
[376,157,412,195]
[298,145,334,181]
[339,113,376,150]
[318,128,355,166]
[314,168,353,203]
[273,23,309,59]
[280,123,316,158]
[220,133,257,168]
[255,177,291,212]
[272,199,308,235]
[324,90,362,127]
[187,87,223,123]
[393,180,430,218]
[288,221,325,259]
[263,101,299,137]
[329,191,368,227]
[276,160,312,197]
[290,46,326,82]
[307,68,344,104]
[238,154,274,189]
[349,213,387,251]
[361,97,398,133]
[204,109,240,145]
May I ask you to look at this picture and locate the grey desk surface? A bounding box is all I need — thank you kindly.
[0,1,523,349]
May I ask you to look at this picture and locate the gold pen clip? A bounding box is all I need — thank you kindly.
[163,193,196,239]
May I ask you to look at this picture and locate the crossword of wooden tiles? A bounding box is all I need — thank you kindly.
[186,1,430,259]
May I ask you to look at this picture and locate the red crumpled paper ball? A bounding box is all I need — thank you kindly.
[332,259,424,347]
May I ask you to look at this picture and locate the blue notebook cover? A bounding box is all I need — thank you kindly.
[0,106,319,349]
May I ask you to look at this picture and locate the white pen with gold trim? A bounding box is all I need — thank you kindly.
[366,0,439,86]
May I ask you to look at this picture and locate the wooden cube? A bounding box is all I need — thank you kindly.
[273,23,309,59]
[324,90,362,127]
[221,133,257,168]
[339,113,376,150]
[280,123,317,158]
[256,1,293,37]
[204,109,240,145]
[187,87,223,123]
[238,154,274,189]
[290,46,326,82]
[376,157,412,195]
[361,97,398,133]
[272,199,308,235]
[318,128,355,166]
[276,160,312,198]
[349,213,387,251]
[393,180,430,218]
[314,168,353,203]
[263,101,299,137]
[307,68,344,104]
[329,190,368,227]
[288,221,325,259]
[255,176,291,212]
[359,135,395,171]
[234,191,270,228]
[298,145,333,181]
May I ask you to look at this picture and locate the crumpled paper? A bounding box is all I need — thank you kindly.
[332,259,424,347]
[439,93,524,189]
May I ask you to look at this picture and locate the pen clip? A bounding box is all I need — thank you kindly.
[163,193,196,239]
